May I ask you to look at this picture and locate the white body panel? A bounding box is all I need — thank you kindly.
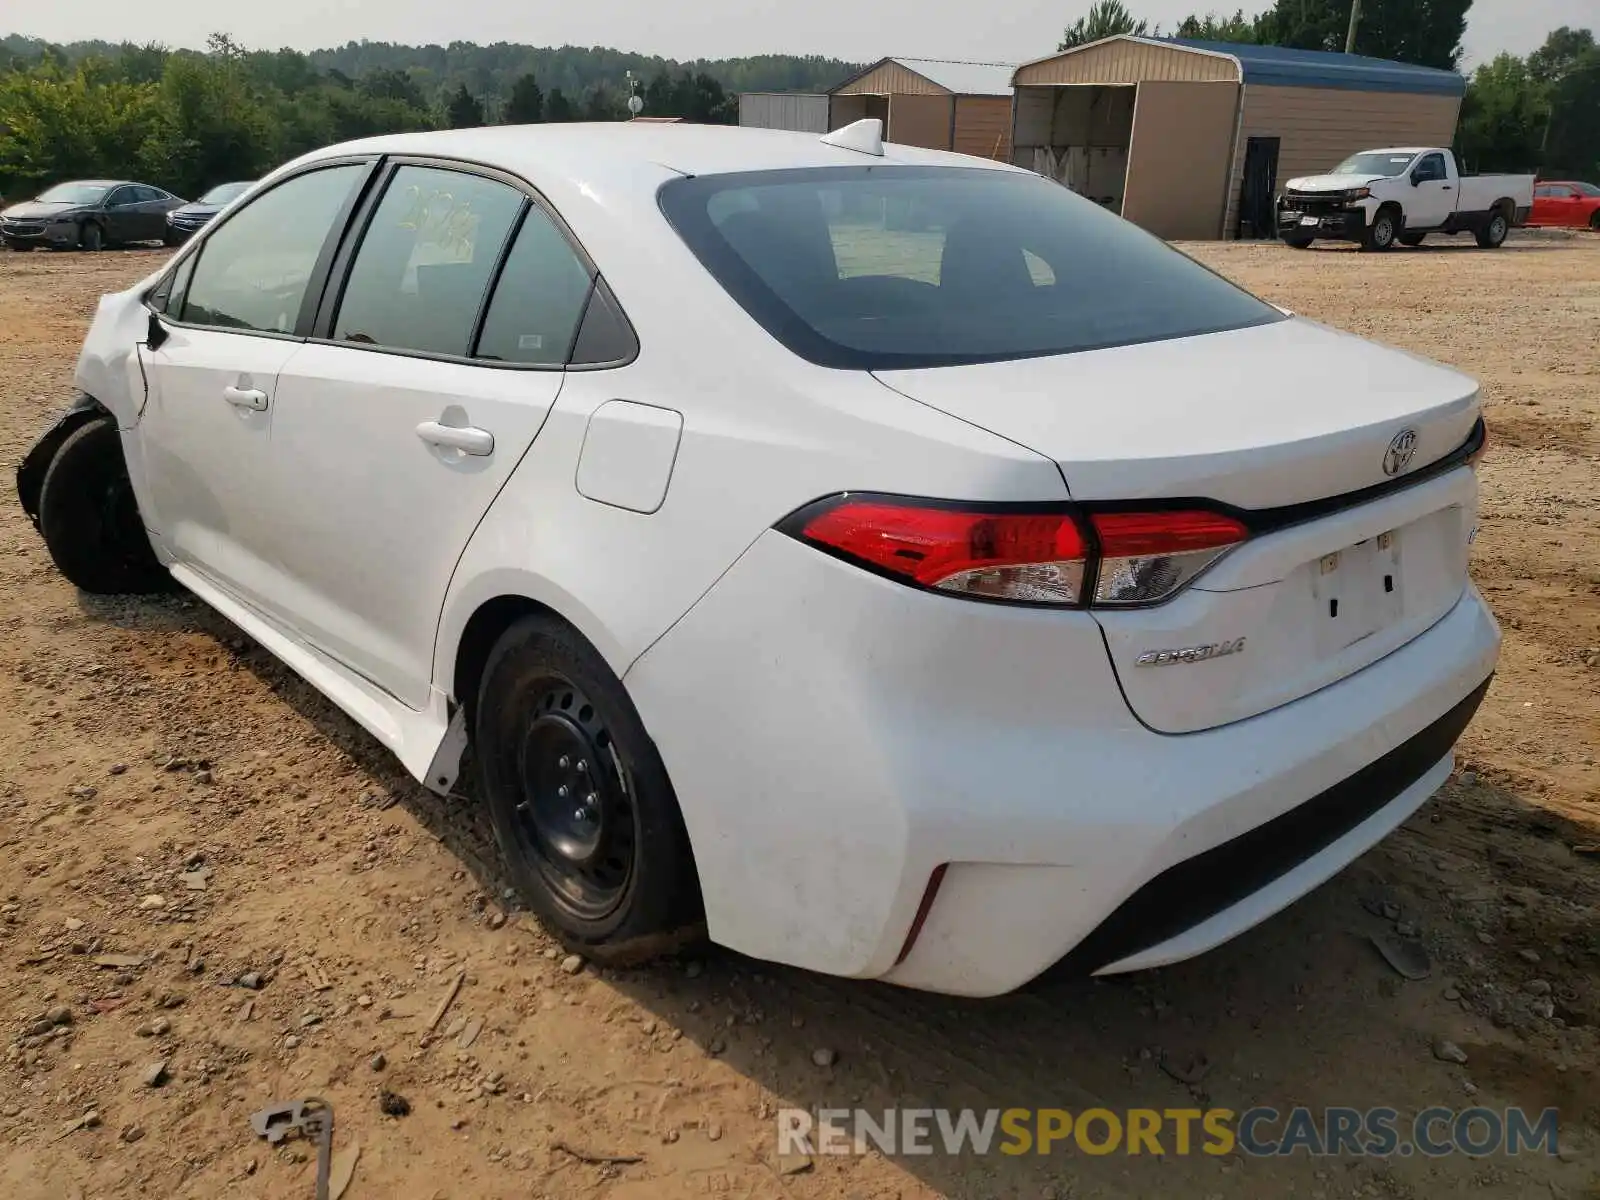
[51,123,1502,996]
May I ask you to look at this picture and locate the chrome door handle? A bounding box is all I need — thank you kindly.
[223,385,268,411]
[416,420,494,457]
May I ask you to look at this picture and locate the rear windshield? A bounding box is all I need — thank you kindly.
[200,182,252,204]
[658,166,1283,370]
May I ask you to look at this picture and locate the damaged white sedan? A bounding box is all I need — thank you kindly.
[18,121,1498,996]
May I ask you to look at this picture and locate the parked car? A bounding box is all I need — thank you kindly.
[16,122,1499,996]
[1277,147,1534,251]
[1529,180,1600,230]
[165,181,256,243]
[0,180,187,251]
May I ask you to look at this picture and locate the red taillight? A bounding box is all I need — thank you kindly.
[1090,510,1249,606]
[798,499,1090,605]
[787,496,1247,608]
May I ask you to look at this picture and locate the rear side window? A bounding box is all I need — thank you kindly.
[333,165,524,357]
[181,164,365,334]
[474,206,594,365]
[660,167,1283,370]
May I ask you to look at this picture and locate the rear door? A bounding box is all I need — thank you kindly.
[255,161,595,709]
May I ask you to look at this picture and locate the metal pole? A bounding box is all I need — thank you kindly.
[1345,0,1362,54]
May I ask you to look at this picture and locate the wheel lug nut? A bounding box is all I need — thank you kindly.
[576,759,588,774]
[557,785,569,798]
[585,792,598,806]
[558,756,570,769]
[573,808,587,822]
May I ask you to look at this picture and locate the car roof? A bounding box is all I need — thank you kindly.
[296,122,1023,191]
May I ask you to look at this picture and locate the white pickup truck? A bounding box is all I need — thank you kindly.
[1277,147,1534,251]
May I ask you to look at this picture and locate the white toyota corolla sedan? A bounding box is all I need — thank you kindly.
[18,120,1499,996]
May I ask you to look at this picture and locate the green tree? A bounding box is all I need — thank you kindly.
[445,82,484,128]
[1454,52,1547,172]
[1175,9,1263,41]
[1256,0,1471,69]
[583,83,621,121]
[1059,0,1150,51]
[545,87,576,122]
[0,62,161,194]
[504,71,543,123]
[1534,28,1600,180]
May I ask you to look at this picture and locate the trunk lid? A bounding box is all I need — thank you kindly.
[874,318,1483,732]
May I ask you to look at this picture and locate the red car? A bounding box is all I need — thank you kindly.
[1530,181,1600,229]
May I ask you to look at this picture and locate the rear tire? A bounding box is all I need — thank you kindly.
[1475,209,1509,249]
[78,222,104,252]
[1361,208,1399,252]
[475,615,703,962]
[37,415,172,594]
[1283,235,1314,250]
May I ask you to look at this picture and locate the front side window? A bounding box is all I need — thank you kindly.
[181,164,365,335]
[660,166,1283,370]
[333,166,524,357]
[1414,154,1446,182]
[474,206,594,365]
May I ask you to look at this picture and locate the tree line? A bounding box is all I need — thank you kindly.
[0,33,857,199]
[1060,1,1598,179]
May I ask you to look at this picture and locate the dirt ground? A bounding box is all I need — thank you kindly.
[0,233,1597,1200]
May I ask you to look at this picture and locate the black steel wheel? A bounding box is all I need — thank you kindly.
[78,222,104,252]
[476,615,702,959]
[37,415,171,594]
[1476,210,1509,248]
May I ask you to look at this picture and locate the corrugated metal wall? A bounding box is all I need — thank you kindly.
[835,61,950,96]
[1015,41,1239,86]
[1121,81,1240,240]
[889,94,956,150]
[952,96,1013,160]
[1221,85,1464,236]
[739,93,831,133]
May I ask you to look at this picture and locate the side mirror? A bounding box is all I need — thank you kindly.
[146,308,169,351]
[1410,174,1422,187]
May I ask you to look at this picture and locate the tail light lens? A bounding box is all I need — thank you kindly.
[1089,511,1249,606]
[783,496,1247,608]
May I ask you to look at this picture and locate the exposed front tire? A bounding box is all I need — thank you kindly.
[1475,209,1509,249]
[1282,235,1314,249]
[1361,208,1399,252]
[37,415,172,594]
[475,615,703,962]
[78,222,104,252]
[1589,211,1599,232]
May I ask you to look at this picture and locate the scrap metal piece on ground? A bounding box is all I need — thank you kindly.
[250,1098,334,1200]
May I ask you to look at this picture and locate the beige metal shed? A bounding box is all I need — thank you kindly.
[830,58,1015,160]
[1011,36,1467,240]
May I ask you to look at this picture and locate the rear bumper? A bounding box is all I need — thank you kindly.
[626,529,1501,996]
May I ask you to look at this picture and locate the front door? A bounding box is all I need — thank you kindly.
[1406,152,1455,229]
[257,162,595,708]
[135,161,372,608]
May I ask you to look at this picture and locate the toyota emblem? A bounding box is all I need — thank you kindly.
[1383,429,1419,477]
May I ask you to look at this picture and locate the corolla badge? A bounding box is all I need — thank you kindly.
[1135,638,1246,668]
[1383,428,1420,477]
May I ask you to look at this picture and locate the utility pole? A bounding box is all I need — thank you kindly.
[1345,0,1361,54]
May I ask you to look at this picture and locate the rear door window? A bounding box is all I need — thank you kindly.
[473,206,595,365]
[660,166,1282,370]
[332,165,524,358]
